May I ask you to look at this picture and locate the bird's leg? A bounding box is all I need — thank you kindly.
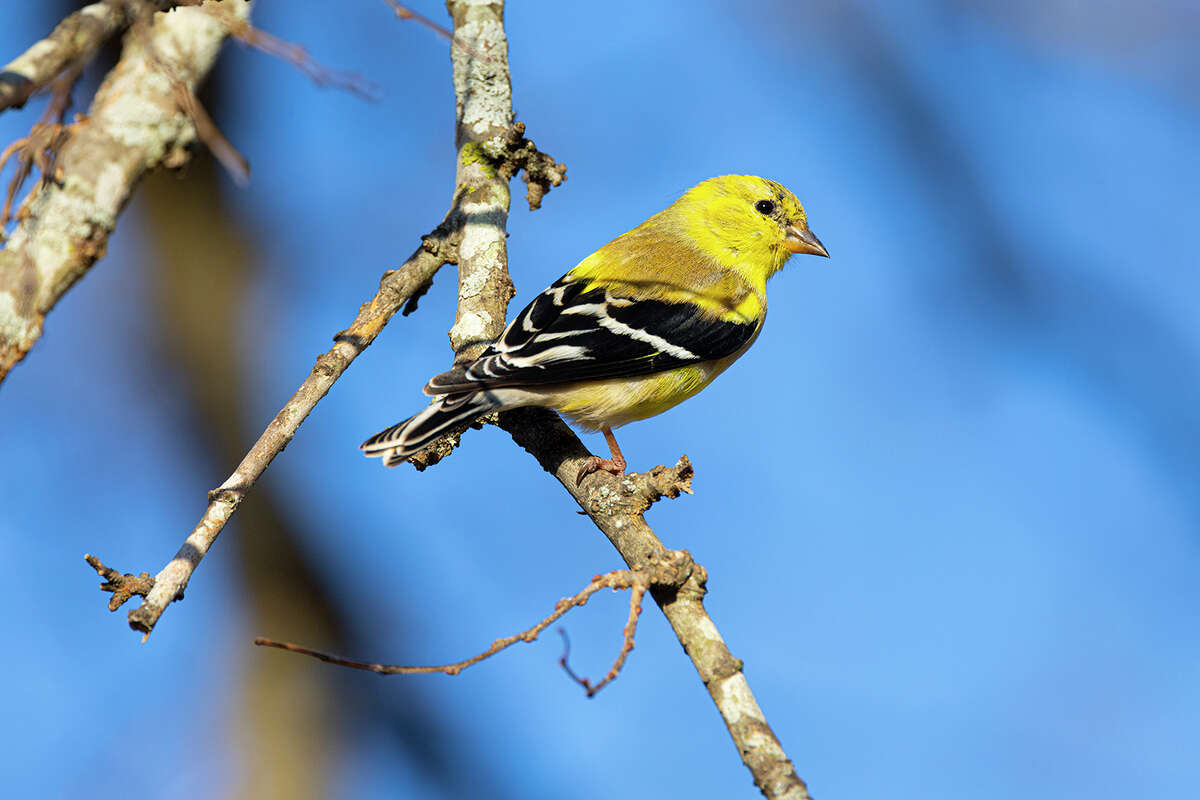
[576,427,628,485]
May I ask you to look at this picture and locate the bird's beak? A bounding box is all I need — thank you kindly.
[784,224,829,257]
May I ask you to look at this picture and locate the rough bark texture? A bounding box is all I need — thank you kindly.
[445,0,515,359]
[0,1,250,386]
[0,1,133,112]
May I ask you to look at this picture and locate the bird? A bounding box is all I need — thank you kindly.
[361,174,828,483]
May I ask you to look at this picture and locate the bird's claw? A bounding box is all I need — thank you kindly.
[576,456,626,486]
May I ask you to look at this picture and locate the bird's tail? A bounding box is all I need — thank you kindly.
[360,391,499,467]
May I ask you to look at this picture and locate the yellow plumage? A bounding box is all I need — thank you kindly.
[362,174,828,480]
[534,355,749,431]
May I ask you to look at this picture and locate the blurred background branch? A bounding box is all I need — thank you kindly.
[0,1,137,113]
[0,1,248,386]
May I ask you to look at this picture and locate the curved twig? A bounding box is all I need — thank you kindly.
[253,560,675,685]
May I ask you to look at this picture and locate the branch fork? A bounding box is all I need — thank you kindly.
[84,554,157,612]
[463,121,567,210]
[255,550,696,697]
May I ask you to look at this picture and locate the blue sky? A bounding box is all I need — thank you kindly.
[2,1,1198,798]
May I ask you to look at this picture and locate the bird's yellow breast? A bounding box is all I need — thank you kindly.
[546,364,727,430]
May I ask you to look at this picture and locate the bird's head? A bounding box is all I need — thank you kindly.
[676,175,828,284]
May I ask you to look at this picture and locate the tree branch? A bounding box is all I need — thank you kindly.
[0,1,135,113]
[118,221,459,637]
[558,567,652,698]
[96,116,564,634]
[438,2,812,796]
[0,1,250,386]
[506,421,812,799]
[253,555,685,685]
[444,0,515,360]
[98,0,566,636]
[207,4,378,100]
[76,1,805,795]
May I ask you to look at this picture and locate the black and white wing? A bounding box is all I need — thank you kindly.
[425,276,759,394]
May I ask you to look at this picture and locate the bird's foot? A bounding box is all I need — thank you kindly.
[576,455,627,486]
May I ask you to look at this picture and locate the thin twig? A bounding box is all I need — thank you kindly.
[255,567,651,679]
[161,4,380,185]
[558,576,649,697]
[204,6,378,100]
[41,59,85,126]
[169,77,250,185]
[0,122,70,228]
[92,117,563,635]
[0,63,82,231]
[114,220,460,637]
[381,0,455,42]
[84,554,155,612]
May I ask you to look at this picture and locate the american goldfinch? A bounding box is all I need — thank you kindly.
[362,174,828,482]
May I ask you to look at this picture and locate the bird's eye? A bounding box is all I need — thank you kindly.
[755,200,776,215]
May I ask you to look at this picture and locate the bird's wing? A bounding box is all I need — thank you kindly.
[425,276,760,393]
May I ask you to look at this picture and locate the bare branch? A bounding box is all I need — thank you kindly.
[381,0,456,42]
[438,2,811,795]
[444,0,515,360]
[559,573,649,697]
[254,559,680,684]
[0,1,134,113]
[381,0,496,66]
[84,554,155,611]
[113,220,460,637]
[90,117,564,637]
[98,108,568,635]
[72,1,803,795]
[0,1,252,385]
[169,78,249,184]
[205,5,378,100]
[501,412,813,800]
[0,121,72,229]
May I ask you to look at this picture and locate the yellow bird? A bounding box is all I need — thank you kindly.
[362,174,828,482]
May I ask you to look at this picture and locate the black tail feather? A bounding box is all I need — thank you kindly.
[361,392,498,467]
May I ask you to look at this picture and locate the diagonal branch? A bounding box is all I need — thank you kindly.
[96,109,563,635]
[0,1,251,386]
[206,4,378,100]
[0,1,137,114]
[118,218,460,637]
[501,420,813,799]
